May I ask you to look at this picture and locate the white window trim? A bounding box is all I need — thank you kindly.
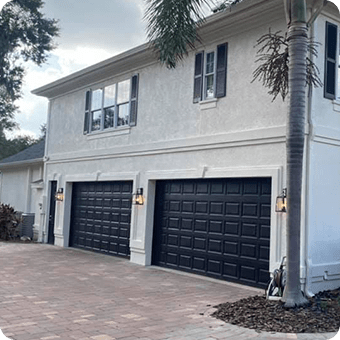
[89,80,132,133]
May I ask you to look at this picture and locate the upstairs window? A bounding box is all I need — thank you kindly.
[324,22,338,100]
[193,43,228,103]
[84,74,139,134]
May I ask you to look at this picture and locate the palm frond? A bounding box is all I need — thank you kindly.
[145,0,211,68]
[252,30,322,101]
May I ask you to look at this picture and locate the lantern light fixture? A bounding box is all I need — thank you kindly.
[275,188,287,213]
[132,188,144,205]
[55,188,64,202]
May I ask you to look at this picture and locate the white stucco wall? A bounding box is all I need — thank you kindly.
[36,1,340,294]
[1,168,29,212]
[301,7,340,294]
[0,163,44,240]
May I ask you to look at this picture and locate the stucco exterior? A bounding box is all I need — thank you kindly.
[0,160,44,240]
[32,0,340,294]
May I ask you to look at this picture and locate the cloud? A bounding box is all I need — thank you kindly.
[13,45,120,138]
[1,0,148,138]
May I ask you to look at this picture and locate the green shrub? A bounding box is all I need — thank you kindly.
[0,203,21,240]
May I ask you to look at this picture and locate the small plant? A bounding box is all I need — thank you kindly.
[320,299,328,312]
[0,203,21,240]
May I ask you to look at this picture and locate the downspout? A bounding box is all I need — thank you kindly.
[25,167,32,213]
[41,100,52,242]
[0,171,3,203]
[304,8,315,298]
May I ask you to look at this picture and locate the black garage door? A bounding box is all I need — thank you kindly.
[70,181,132,258]
[152,178,271,288]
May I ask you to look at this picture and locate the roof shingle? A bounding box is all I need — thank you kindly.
[0,139,45,166]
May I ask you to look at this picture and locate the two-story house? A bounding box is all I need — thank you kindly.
[32,0,340,294]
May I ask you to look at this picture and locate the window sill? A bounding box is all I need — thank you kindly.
[333,100,340,112]
[86,126,131,140]
[199,98,218,110]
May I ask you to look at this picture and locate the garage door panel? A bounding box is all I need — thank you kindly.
[193,256,205,271]
[207,259,222,275]
[224,240,239,256]
[194,219,208,232]
[225,202,241,216]
[152,178,271,288]
[209,220,223,234]
[180,235,192,248]
[225,221,239,235]
[70,181,132,258]
[240,265,256,282]
[179,254,191,268]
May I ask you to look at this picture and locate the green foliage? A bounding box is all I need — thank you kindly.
[145,0,241,68]
[0,0,59,132]
[0,129,38,160]
[0,203,20,240]
[252,30,322,101]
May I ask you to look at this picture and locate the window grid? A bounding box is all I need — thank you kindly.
[204,51,216,100]
[90,80,131,133]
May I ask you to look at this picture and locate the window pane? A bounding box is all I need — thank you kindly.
[92,89,102,110]
[104,84,116,107]
[104,107,115,129]
[326,61,336,95]
[117,103,129,126]
[91,110,101,131]
[205,74,214,99]
[206,52,215,74]
[117,79,130,104]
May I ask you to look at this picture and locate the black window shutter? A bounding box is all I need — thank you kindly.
[129,74,139,126]
[193,51,204,103]
[216,43,228,98]
[324,22,338,99]
[84,90,91,134]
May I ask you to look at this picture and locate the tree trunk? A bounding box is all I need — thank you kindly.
[282,0,309,307]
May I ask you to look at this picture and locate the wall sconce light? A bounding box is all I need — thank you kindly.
[275,188,287,213]
[55,188,64,202]
[132,188,144,205]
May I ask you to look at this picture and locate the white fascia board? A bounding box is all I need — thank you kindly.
[0,158,43,170]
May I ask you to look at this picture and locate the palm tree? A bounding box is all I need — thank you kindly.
[145,0,327,307]
[281,0,309,308]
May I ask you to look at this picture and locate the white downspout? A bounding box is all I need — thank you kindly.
[304,10,315,298]
[41,100,52,242]
[0,171,3,203]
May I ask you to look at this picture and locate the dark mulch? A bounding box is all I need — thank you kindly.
[212,288,340,333]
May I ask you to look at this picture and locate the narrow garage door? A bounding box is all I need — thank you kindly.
[70,181,132,258]
[152,178,271,288]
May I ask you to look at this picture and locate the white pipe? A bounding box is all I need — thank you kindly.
[304,8,316,298]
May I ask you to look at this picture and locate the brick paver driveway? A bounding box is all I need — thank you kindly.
[0,243,336,340]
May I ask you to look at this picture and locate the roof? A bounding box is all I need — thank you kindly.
[0,139,45,168]
[32,0,283,99]
[31,0,338,100]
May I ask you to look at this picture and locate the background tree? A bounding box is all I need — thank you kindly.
[145,0,329,307]
[0,0,58,160]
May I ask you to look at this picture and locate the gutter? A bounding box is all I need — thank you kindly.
[0,158,44,170]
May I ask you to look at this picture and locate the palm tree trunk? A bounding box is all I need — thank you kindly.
[282,0,309,307]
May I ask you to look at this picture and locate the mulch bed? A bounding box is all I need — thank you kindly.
[211,288,340,333]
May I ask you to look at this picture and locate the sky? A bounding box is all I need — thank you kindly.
[0,0,148,138]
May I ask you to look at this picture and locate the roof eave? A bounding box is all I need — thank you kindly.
[0,158,44,170]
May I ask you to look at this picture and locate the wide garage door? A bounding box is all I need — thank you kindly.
[70,181,132,258]
[152,178,271,288]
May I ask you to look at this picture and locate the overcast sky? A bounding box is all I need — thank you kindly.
[0,0,147,138]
